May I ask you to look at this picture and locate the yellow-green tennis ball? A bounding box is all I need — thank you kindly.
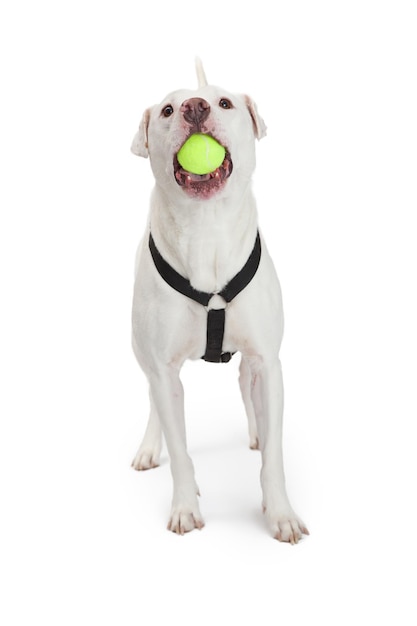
[177,134,226,175]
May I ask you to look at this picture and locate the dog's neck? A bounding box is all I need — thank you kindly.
[150,185,259,294]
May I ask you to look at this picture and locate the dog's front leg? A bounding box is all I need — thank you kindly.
[254,357,309,543]
[149,364,204,535]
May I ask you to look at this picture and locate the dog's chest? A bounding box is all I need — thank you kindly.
[148,231,261,363]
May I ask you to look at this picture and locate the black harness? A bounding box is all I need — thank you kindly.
[149,231,262,363]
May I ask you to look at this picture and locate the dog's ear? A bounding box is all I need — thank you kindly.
[131,108,151,157]
[244,96,267,140]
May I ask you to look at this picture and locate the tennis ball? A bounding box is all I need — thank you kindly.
[177,134,226,175]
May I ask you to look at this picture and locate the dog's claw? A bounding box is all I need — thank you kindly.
[266,509,309,544]
[131,446,161,471]
[167,509,205,535]
[289,532,297,545]
[131,454,159,471]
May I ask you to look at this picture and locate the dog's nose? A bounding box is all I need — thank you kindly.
[180,98,210,127]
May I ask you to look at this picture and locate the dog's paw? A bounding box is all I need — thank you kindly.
[168,503,205,535]
[264,508,309,544]
[131,448,160,471]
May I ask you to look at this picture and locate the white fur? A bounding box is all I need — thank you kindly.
[130,65,308,542]
[195,56,208,88]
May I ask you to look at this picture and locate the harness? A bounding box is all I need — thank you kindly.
[149,231,262,363]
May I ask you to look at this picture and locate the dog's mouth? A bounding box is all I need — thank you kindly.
[173,147,233,198]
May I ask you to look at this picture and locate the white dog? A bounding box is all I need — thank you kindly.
[130,60,308,543]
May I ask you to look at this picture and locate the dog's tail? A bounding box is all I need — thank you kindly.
[195,57,208,88]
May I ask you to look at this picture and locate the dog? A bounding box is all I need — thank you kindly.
[130,60,308,543]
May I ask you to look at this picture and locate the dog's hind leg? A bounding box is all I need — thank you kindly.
[239,356,260,450]
[132,390,162,470]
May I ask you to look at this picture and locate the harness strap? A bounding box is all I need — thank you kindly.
[204,309,232,363]
[148,231,261,363]
[149,235,211,306]
[218,231,261,303]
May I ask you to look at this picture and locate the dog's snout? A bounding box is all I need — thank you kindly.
[180,98,210,127]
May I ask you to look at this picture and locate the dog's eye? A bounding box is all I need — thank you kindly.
[219,98,233,110]
[162,105,174,118]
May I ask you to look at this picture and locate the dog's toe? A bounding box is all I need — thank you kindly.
[273,520,303,544]
[168,508,205,535]
[131,449,160,471]
[265,509,309,544]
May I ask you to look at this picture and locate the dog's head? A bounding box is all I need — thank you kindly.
[131,60,266,201]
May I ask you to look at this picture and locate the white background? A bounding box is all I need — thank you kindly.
[1,0,416,623]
